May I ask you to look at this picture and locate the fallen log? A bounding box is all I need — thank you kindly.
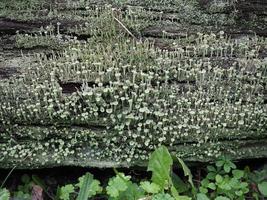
[0,0,266,169]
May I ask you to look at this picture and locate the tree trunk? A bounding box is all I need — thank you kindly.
[0,0,266,169]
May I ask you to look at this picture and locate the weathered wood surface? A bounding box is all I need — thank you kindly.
[0,0,266,169]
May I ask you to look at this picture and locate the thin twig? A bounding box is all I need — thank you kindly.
[1,154,30,188]
[113,16,137,39]
[1,165,16,188]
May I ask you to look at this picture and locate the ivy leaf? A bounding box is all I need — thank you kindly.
[106,173,131,198]
[148,146,173,190]
[258,182,267,197]
[140,181,160,194]
[76,173,102,199]
[59,184,74,200]
[0,188,10,200]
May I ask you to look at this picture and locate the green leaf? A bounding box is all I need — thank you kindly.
[258,182,267,197]
[199,186,208,194]
[140,181,160,194]
[106,173,130,198]
[216,156,236,173]
[176,196,192,200]
[207,166,216,172]
[250,167,267,183]
[229,178,239,188]
[207,182,216,190]
[152,193,175,200]
[170,185,191,200]
[14,191,31,200]
[200,179,209,187]
[214,196,230,200]
[176,157,195,190]
[223,164,231,173]
[76,173,102,199]
[170,185,180,200]
[171,172,189,193]
[77,173,102,200]
[252,192,259,200]
[243,187,249,194]
[215,175,223,183]
[0,188,10,200]
[196,193,210,200]
[216,160,224,168]
[232,170,244,179]
[88,179,102,196]
[59,184,74,200]
[235,190,243,196]
[54,186,61,200]
[240,182,248,189]
[221,183,231,191]
[118,183,145,200]
[207,172,216,180]
[228,161,236,170]
[148,146,173,190]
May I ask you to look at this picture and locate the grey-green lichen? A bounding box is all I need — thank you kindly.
[0,3,266,168]
[14,23,74,49]
[0,0,238,27]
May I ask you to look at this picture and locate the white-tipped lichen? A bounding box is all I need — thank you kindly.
[0,2,266,168]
